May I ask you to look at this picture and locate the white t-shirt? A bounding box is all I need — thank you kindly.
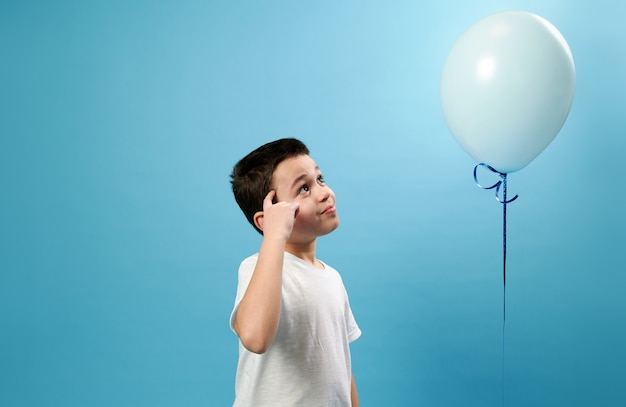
[230,252,361,407]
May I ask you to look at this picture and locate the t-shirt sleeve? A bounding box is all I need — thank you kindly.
[344,290,362,343]
[229,255,257,333]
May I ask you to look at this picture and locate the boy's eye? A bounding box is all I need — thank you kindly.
[298,185,310,194]
[317,175,325,184]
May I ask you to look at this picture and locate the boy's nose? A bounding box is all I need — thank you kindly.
[318,187,331,202]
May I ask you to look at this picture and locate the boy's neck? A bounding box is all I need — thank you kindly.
[285,241,322,269]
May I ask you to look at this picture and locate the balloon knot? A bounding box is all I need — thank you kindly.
[473,163,519,204]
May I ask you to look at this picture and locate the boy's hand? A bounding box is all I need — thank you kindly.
[261,190,299,242]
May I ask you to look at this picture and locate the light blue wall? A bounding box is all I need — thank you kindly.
[1,0,624,406]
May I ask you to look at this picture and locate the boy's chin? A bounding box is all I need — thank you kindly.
[321,219,340,236]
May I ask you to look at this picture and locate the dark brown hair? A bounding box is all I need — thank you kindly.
[230,138,309,234]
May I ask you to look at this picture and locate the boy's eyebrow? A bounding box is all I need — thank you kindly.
[289,166,320,190]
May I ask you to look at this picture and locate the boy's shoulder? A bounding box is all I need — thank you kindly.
[241,253,259,262]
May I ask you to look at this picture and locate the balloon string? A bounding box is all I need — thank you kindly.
[472,163,517,300]
[473,163,517,407]
[502,173,508,321]
[502,172,508,407]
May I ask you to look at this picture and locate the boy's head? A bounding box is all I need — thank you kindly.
[231,138,310,234]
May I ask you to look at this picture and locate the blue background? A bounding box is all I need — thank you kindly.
[1,0,624,406]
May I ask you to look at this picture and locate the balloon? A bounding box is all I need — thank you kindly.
[440,11,576,173]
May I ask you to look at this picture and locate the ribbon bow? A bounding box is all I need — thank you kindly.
[473,163,518,204]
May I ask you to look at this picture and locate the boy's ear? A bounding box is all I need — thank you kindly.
[253,211,264,232]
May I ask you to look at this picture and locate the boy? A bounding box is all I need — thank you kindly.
[229,138,361,406]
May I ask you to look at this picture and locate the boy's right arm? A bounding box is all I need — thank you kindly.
[233,191,298,354]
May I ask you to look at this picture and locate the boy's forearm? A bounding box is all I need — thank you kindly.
[351,372,359,407]
[233,237,285,354]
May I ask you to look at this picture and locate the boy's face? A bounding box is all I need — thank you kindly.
[271,154,339,242]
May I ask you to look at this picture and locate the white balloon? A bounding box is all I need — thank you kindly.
[440,11,576,173]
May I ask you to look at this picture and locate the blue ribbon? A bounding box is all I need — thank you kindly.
[472,162,518,323]
[473,162,517,406]
[473,163,518,204]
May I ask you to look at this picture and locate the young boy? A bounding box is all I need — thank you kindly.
[229,138,361,407]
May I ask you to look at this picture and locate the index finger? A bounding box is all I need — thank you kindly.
[263,190,276,209]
